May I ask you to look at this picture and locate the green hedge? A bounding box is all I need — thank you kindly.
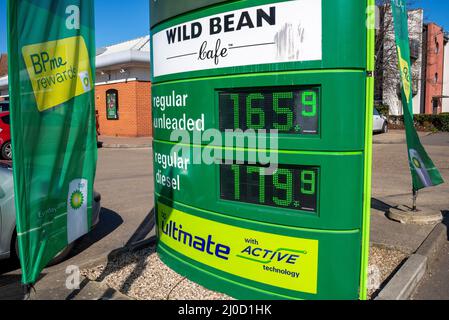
[375,104,390,117]
[389,113,449,132]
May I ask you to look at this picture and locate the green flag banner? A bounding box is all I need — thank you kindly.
[390,0,444,190]
[7,0,97,284]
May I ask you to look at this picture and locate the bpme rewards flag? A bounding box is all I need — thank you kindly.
[7,0,97,284]
[391,0,444,190]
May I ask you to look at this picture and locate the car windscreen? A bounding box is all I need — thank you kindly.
[1,115,10,125]
[0,103,9,112]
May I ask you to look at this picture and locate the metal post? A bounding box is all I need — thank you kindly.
[412,188,418,212]
[22,284,34,301]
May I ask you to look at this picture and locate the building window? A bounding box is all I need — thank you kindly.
[434,73,438,84]
[435,40,440,54]
[106,89,119,120]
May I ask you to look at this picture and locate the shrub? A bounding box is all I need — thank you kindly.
[388,113,449,132]
[375,103,390,117]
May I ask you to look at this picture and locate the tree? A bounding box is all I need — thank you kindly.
[374,0,422,115]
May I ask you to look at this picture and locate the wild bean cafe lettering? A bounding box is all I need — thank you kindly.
[165,6,275,65]
[152,0,322,77]
[165,7,276,43]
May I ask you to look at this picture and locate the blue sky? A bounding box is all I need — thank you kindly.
[0,0,149,53]
[412,0,449,30]
[0,1,448,53]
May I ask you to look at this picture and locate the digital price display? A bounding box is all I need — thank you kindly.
[220,164,319,212]
[219,87,320,134]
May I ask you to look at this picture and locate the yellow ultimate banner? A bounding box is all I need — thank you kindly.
[22,36,93,112]
[158,203,319,294]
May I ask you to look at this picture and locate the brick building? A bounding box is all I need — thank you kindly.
[95,36,152,137]
[421,23,445,114]
[376,6,449,115]
[0,54,7,77]
[0,54,8,101]
[442,34,449,113]
[0,36,152,136]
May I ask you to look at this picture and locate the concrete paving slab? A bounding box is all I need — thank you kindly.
[388,205,443,225]
[376,254,427,300]
[416,223,448,267]
[375,222,449,300]
[412,242,449,300]
[370,208,436,254]
[72,279,131,300]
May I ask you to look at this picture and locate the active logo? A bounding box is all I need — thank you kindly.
[157,203,319,294]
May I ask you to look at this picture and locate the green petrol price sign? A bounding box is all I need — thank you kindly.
[220,164,319,212]
[151,0,374,300]
[219,87,320,134]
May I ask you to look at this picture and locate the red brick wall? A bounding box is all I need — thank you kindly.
[0,54,7,77]
[135,81,152,136]
[95,80,152,137]
[425,24,444,114]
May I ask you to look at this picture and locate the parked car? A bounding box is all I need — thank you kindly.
[0,111,11,160]
[373,108,389,134]
[0,161,101,265]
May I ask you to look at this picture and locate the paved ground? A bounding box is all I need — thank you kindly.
[373,130,431,145]
[412,240,449,300]
[0,131,448,300]
[370,132,449,254]
[99,135,152,148]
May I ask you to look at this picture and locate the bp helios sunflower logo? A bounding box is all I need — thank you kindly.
[70,190,85,210]
[412,156,422,169]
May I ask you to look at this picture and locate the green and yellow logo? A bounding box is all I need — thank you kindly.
[398,47,411,103]
[22,36,92,112]
[70,190,84,210]
[412,157,422,169]
[157,203,319,294]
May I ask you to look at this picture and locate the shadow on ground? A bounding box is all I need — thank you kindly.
[372,198,396,214]
[0,273,46,300]
[443,211,449,241]
[0,207,123,300]
[68,208,156,300]
[69,207,124,258]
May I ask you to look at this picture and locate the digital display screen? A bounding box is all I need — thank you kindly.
[219,87,320,134]
[220,164,319,212]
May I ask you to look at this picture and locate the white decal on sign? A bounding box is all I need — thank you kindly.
[152,0,322,78]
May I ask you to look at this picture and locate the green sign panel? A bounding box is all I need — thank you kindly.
[106,89,119,120]
[7,0,97,285]
[151,0,374,300]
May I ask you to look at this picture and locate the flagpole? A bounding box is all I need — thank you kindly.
[412,188,418,212]
[22,284,34,300]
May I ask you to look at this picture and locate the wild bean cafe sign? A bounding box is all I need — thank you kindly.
[152,1,322,77]
[151,0,374,300]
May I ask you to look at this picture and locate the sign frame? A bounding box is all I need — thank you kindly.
[151,0,375,300]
